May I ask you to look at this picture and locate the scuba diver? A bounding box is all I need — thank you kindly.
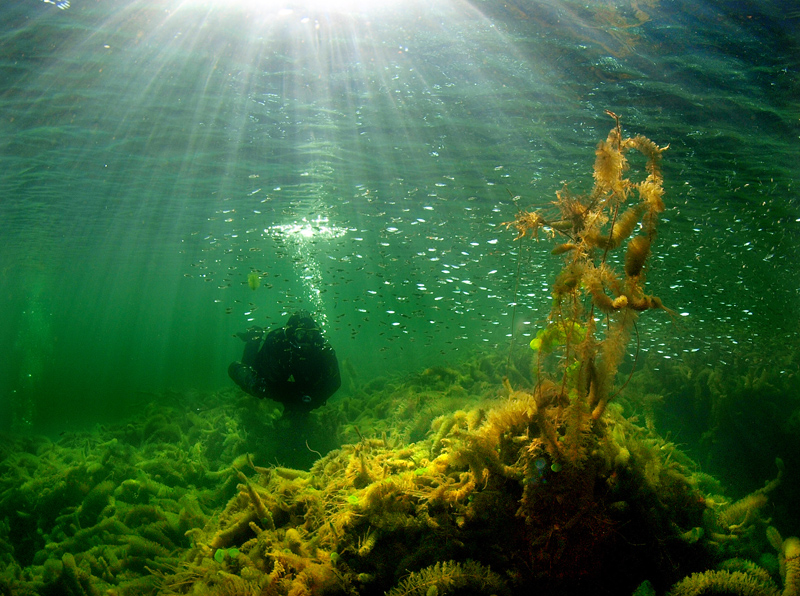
[229,310,341,415]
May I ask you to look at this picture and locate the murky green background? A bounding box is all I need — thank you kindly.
[1,0,798,437]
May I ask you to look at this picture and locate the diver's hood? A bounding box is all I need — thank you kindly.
[286,310,322,346]
[286,309,315,331]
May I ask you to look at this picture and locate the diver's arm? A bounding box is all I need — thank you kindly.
[236,326,265,367]
[228,362,268,398]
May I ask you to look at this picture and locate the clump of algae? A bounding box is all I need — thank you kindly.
[1,116,796,596]
[0,389,283,596]
[0,355,792,595]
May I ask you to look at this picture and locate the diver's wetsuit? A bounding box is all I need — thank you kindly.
[228,310,341,414]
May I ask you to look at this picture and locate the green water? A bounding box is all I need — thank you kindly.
[1,0,798,435]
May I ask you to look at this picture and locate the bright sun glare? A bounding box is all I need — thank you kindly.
[181,0,405,16]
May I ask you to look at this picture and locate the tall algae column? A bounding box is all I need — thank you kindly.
[504,111,670,466]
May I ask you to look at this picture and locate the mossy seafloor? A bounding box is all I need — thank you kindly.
[0,347,798,596]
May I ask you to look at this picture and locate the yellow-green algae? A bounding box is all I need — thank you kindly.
[0,357,793,596]
[2,117,798,596]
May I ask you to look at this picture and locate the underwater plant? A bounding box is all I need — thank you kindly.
[247,271,260,290]
[386,559,508,596]
[504,110,671,466]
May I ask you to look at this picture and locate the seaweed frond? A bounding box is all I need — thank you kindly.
[387,560,508,596]
[504,111,671,467]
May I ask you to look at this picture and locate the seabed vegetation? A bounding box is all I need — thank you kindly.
[2,115,799,596]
